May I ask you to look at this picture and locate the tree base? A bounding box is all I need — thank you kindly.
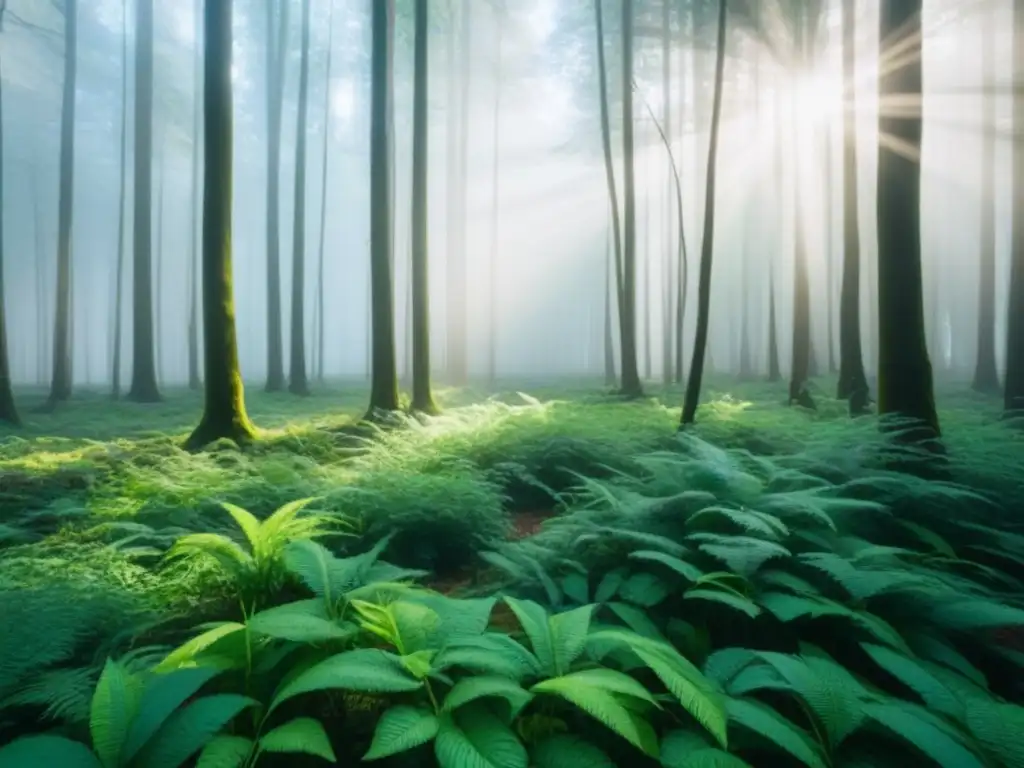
[288,380,311,397]
[126,389,162,404]
[410,398,440,416]
[184,417,257,452]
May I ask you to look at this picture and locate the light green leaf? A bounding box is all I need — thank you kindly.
[685,588,761,618]
[258,717,335,762]
[435,707,528,768]
[965,697,1024,768]
[156,623,247,673]
[443,676,534,719]
[630,550,705,582]
[219,502,263,554]
[90,659,143,768]
[532,734,615,768]
[246,601,353,643]
[270,649,421,712]
[195,736,254,768]
[504,597,555,675]
[0,736,101,768]
[364,706,440,760]
[619,572,672,607]
[549,604,595,675]
[133,694,258,768]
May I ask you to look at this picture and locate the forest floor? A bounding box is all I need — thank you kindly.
[1,374,1023,766]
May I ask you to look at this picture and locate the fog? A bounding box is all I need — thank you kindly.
[0,0,1013,389]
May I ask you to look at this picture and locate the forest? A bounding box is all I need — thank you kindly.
[0,0,1023,765]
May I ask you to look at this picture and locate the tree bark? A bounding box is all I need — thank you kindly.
[487,7,503,387]
[112,0,129,399]
[288,0,312,396]
[876,0,941,441]
[188,0,202,391]
[1007,0,1024,414]
[619,0,643,398]
[315,0,335,384]
[0,24,19,426]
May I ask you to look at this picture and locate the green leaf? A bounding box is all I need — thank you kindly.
[0,736,101,768]
[155,623,247,673]
[863,701,985,768]
[532,734,615,768]
[504,597,555,675]
[270,648,421,712]
[90,659,143,768]
[220,502,263,554]
[433,634,542,681]
[861,644,960,717]
[594,568,628,602]
[258,717,336,762]
[132,694,257,768]
[726,698,827,768]
[561,573,590,605]
[619,572,672,607]
[684,589,761,619]
[195,736,254,768]
[965,697,1024,768]
[283,539,338,602]
[549,604,595,675]
[364,706,440,760]
[247,601,353,643]
[443,676,534,719]
[606,601,668,641]
[435,707,528,768]
[630,550,704,582]
[661,730,752,768]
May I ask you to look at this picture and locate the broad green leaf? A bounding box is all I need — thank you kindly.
[90,659,143,768]
[432,634,542,681]
[246,601,352,643]
[726,698,827,768]
[156,623,247,673]
[630,550,704,582]
[549,604,595,675]
[364,706,440,760]
[863,701,985,768]
[504,597,555,675]
[684,589,761,619]
[258,717,335,762]
[401,649,436,679]
[861,644,960,717]
[270,649,421,712]
[0,736,101,768]
[965,697,1024,768]
[195,736,254,768]
[219,502,263,554]
[435,707,528,768]
[619,572,671,607]
[283,539,337,601]
[443,676,534,719]
[132,694,257,768]
[606,601,668,641]
[532,734,615,768]
[561,573,590,605]
[661,729,752,768]
[594,568,628,602]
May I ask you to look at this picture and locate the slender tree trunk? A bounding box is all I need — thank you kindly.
[673,6,689,385]
[619,0,643,398]
[315,0,335,385]
[112,0,129,399]
[47,0,77,406]
[32,170,46,385]
[487,11,502,386]
[973,5,999,394]
[154,143,165,386]
[265,1,289,392]
[188,0,202,391]
[826,126,837,375]
[876,0,941,441]
[680,0,726,426]
[410,0,437,414]
[186,0,257,451]
[604,222,616,386]
[287,0,312,395]
[738,56,756,381]
[661,0,673,386]
[1006,0,1024,414]
[643,147,651,381]
[0,27,19,425]
[366,0,400,417]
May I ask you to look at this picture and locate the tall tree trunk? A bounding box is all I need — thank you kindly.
[876,0,940,441]
[738,55,756,381]
[619,0,643,398]
[410,0,437,414]
[154,142,165,386]
[643,147,651,381]
[188,0,202,391]
[32,170,46,385]
[315,0,335,385]
[112,0,129,399]
[264,1,289,392]
[1006,0,1024,414]
[127,0,160,402]
[487,9,502,386]
[366,0,399,417]
[0,20,19,425]
[825,127,837,375]
[47,0,77,405]
[661,0,673,386]
[604,222,616,386]
[288,0,312,396]
[680,0,726,426]
[673,5,689,385]
[186,0,257,451]
[837,0,868,406]
[973,5,999,394]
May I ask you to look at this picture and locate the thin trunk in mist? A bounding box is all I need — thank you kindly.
[876,0,940,442]
[112,0,129,399]
[837,0,868,406]
[188,0,202,391]
[826,128,837,375]
[410,0,437,414]
[315,1,335,384]
[1005,0,1024,414]
[680,0,726,427]
[32,171,46,384]
[366,0,399,417]
[445,0,470,385]
[604,223,615,385]
[47,0,77,406]
[619,0,643,398]
[673,7,688,385]
[643,148,651,381]
[767,84,783,383]
[738,56,757,381]
[155,143,165,386]
[0,14,18,425]
[487,7,503,386]
[186,0,256,451]
[288,0,312,396]
[973,6,999,394]
[265,1,289,393]
[127,0,160,402]
[661,0,673,386]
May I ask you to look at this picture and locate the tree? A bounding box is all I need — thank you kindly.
[127,0,161,403]
[680,0,727,427]
[875,0,940,440]
[315,0,335,384]
[187,0,202,392]
[410,0,437,414]
[973,4,999,394]
[186,0,257,451]
[366,0,400,418]
[288,0,312,396]
[445,0,470,386]
[0,1,19,426]
[487,1,505,386]
[111,0,129,399]
[1007,0,1024,415]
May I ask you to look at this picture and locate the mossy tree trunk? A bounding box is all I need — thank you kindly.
[315,1,335,385]
[410,0,437,415]
[1007,0,1024,415]
[288,0,312,396]
[876,0,940,441]
[127,0,160,403]
[111,0,129,400]
[366,0,400,418]
[0,19,20,426]
[264,0,289,393]
[188,0,202,392]
[973,4,1000,394]
[47,0,77,406]
[186,0,257,452]
[680,0,727,427]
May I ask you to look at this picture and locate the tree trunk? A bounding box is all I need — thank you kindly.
[661,0,673,386]
[643,146,651,381]
[186,0,257,451]
[604,222,616,386]
[410,0,437,414]
[155,142,165,386]
[188,0,202,391]
[973,5,1000,394]
[825,126,837,375]
[112,0,129,400]
[1007,0,1024,414]
[673,5,689,385]
[619,0,643,398]
[315,1,335,385]
[680,0,726,427]
[876,0,940,441]
[288,0,312,396]
[487,10,502,387]
[47,0,77,405]
[0,33,19,425]
[264,1,289,392]
[366,0,400,417]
